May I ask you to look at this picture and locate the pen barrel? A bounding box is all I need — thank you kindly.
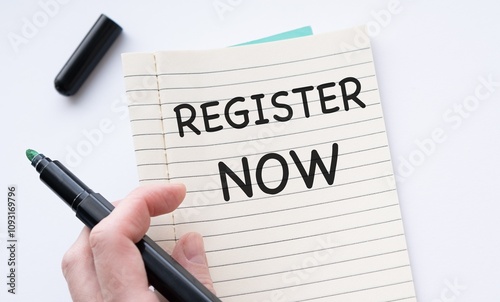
[37,158,93,208]
[75,193,114,228]
[138,236,221,302]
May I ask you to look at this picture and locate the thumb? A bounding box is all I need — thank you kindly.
[171,232,216,295]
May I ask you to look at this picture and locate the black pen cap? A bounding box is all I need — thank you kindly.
[54,14,122,96]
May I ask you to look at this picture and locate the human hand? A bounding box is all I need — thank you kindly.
[61,184,215,302]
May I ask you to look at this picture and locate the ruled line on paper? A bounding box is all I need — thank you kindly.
[205,218,402,253]
[177,177,395,209]
[202,204,400,239]
[132,115,383,153]
[127,68,374,93]
[216,263,411,286]
[165,115,384,151]
[291,281,416,302]
[123,47,371,78]
[158,61,373,91]
[207,233,405,269]
[160,87,379,106]
[219,273,413,299]
[151,131,387,164]
[151,188,396,227]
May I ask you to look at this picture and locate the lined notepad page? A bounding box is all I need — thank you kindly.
[123,28,416,301]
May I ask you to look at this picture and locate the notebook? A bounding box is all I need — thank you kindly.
[121,27,417,301]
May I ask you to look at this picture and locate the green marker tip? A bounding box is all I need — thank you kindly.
[26,149,39,162]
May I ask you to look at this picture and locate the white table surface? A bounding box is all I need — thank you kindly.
[1,1,499,301]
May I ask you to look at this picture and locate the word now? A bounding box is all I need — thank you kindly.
[219,143,338,201]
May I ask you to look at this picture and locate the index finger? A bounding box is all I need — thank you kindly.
[112,183,186,242]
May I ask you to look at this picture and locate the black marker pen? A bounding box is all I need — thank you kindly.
[26,149,221,302]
